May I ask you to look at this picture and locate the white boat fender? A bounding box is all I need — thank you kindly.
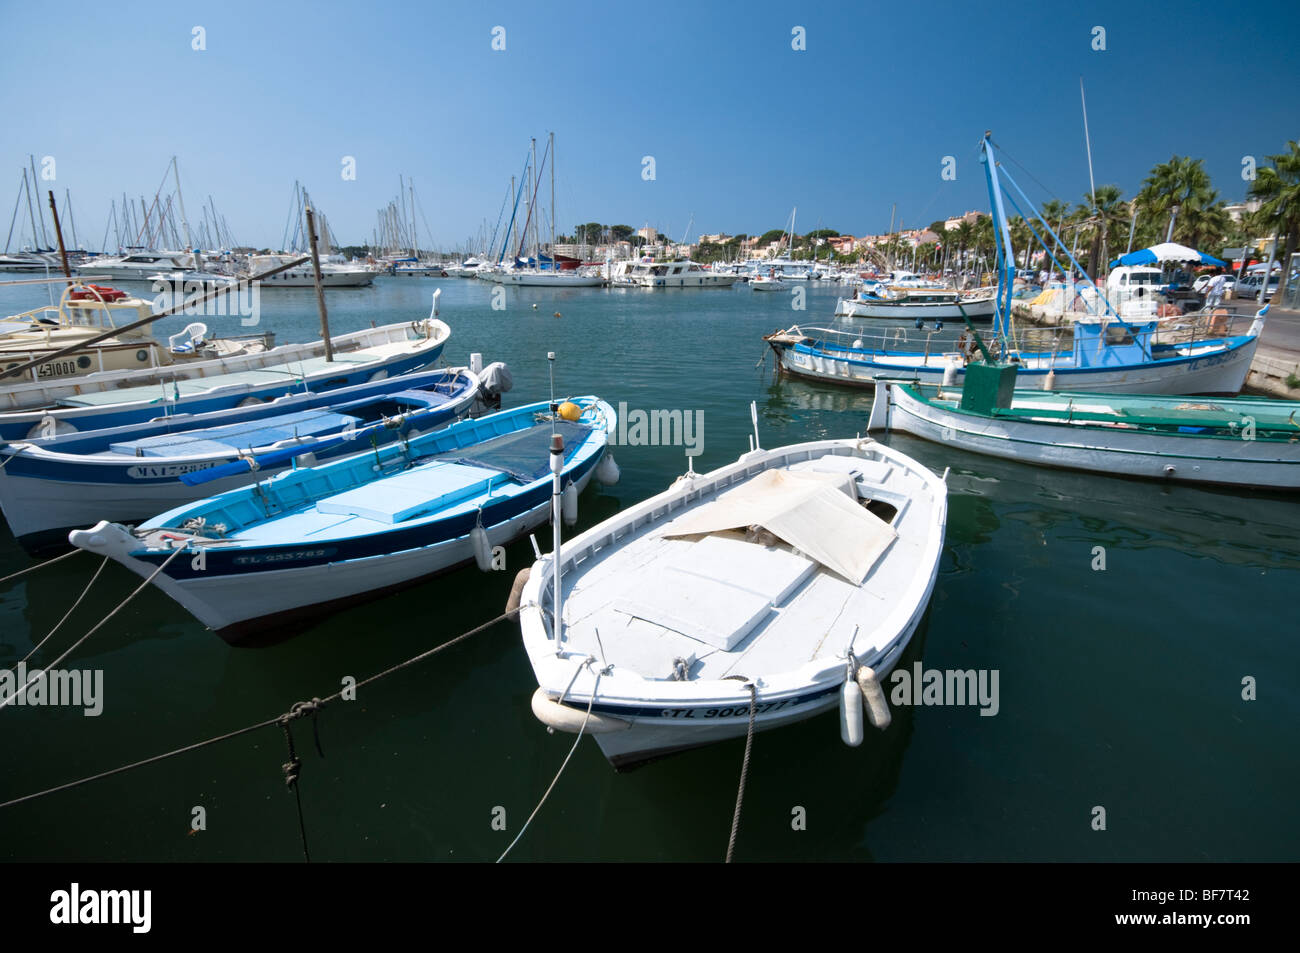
[530,686,630,734]
[1043,369,1056,391]
[840,677,864,747]
[470,516,492,572]
[594,452,620,486]
[857,666,892,730]
[505,567,531,614]
[941,362,958,387]
[561,481,578,526]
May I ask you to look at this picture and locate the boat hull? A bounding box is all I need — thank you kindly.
[769,334,1259,396]
[480,272,604,287]
[119,469,594,641]
[0,321,449,439]
[872,381,1300,490]
[591,605,923,768]
[0,371,480,550]
[519,438,947,768]
[834,296,996,321]
[69,400,613,640]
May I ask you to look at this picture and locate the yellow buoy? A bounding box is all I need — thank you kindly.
[558,401,582,422]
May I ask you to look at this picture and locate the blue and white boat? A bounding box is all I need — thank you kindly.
[765,135,1266,397]
[70,397,617,642]
[0,311,451,440]
[0,366,493,551]
[764,311,1264,395]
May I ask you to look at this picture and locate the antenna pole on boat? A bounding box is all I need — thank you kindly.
[305,204,334,362]
[550,431,565,652]
[750,400,761,451]
[46,191,71,279]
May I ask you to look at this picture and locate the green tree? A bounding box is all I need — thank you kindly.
[1248,140,1300,301]
[1134,156,1227,252]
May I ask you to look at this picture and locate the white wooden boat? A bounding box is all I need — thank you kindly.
[518,436,947,768]
[869,376,1300,489]
[70,397,616,642]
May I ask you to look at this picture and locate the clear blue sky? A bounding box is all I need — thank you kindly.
[2,0,1297,251]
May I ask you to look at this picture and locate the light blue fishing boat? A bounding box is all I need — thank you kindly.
[0,366,504,551]
[70,397,618,643]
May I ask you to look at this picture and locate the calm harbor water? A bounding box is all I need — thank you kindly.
[1,276,1296,862]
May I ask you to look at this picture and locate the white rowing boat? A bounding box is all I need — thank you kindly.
[518,435,947,767]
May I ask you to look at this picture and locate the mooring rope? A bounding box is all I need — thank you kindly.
[496,663,600,864]
[21,556,108,666]
[0,547,81,587]
[0,547,183,712]
[0,607,520,814]
[725,682,758,864]
[279,713,311,863]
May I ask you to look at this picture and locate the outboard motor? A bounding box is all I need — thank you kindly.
[474,361,514,414]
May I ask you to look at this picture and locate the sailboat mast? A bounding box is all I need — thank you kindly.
[549,131,555,266]
[530,136,538,264]
[22,168,40,251]
[28,156,48,248]
[411,182,418,258]
[172,156,193,253]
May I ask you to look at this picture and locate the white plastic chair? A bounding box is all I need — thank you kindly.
[168,322,208,353]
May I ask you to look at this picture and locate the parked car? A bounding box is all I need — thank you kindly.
[1237,272,1279,301]
[1192,274,1236,294]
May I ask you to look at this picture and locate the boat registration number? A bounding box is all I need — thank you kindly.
[36,360,79,379]
[661,699,799,719]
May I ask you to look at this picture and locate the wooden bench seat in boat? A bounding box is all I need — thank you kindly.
[613,535,817,651]
[107,409,361,457]
[314,462,500,524]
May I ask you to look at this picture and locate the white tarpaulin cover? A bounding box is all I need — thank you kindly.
[662,469,897,585]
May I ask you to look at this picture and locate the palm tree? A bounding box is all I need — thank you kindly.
[1248,140,1300,302]
[1080,185,1128,277]
[1038,199,1070,273]
[952,219,975,274]
[1135,156,1227,252]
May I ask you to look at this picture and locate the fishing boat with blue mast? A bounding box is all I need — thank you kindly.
[765,133,1264,396]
